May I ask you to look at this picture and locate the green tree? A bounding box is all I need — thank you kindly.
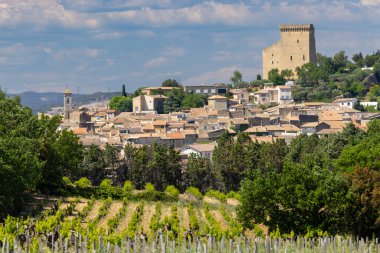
[0,137,42,218]
[82,145,106,185]
[164,88,185,113]
[230,70,243,87]
[53,130,84,180]
[122,84,127,97]
[352,52,364,67]
[296,62,328,86]
[181,93,206,109]
[333,51,349,72]
[336,133,380,172]
[184,154,220,193]
[317,53,336,75]
[267,69,285,85]
[256,74,262,80]
[373,60,380,80]
[280,69,293,80]
[345,167,380,237]
[238,163,350,235]
[109,96,132,112]
[162,79,180,87]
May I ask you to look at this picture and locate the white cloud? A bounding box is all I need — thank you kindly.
[162,47,186,57]
[104,2,253,26]
[0,0,100,28]
[136,30,156,37]
[144,57,168,68]
[360,0,380,6]
[84,49,101,58]
[184,66,239,85]
[93,31,125,40]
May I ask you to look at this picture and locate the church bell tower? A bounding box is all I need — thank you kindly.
[64,86,72,121]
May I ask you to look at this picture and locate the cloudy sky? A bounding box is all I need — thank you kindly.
[0,0,379,93]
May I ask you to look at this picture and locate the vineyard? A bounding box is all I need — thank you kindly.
[0,195,379,252]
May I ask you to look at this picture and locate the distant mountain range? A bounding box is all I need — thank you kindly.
[9,91,121,113]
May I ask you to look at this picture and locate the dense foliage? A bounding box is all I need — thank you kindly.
[237,123,380,237]
[293,51,380,103]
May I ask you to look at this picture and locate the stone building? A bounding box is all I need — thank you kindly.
[63,87,72,121]
[262,24,317,79]
[132,94,167,114]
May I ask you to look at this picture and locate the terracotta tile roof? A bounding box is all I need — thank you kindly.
[142,124,154,130]
[153,120,167,126]
[249,135,279,143]
[72,128,88,135]
[318,111,343,121]
[282,124,301,132]
[245,126,269,133]
[300,122,320,127]
[265,125,285,131]
[317,128,342,135]
[165,132,185,139]
[185,142,217,152]
[208,95,228,100]
[113,117,125,124]
[333,98,357,103]
[323,120,346,129]
[231,118,249,125]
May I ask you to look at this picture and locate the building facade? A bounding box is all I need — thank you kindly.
[184,84,229,95]
[262,24,317,79]
[133,95,167,114]
[253,85,292,106]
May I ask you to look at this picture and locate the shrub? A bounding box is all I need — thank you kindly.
[98,179,121,198]
[62,176,73,186]
[74,177,92,188]
[185,187,203,200]
[123,180,134,197]
[145,183,155,192]
[226,191,241,201]
[206,189,227,202]
[165,185,179,198]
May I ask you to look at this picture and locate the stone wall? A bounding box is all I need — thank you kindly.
[263,24,317,79]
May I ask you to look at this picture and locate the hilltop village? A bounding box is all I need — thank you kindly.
[51,82,377,161]
[48,24,380,160]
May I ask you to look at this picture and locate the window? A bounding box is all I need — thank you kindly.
[211,89,216,93]
[203,89,208,94]
[297,39,299,43]
[290,56,293,61]
[303,55,305,60]
[272,61,274,64]
[196,89,201,93]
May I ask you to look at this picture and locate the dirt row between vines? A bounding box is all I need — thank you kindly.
[98,201,123,229]
[59,198,235,235]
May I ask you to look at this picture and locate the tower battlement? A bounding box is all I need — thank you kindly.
[262,24,317,80]
[279,24,314,33]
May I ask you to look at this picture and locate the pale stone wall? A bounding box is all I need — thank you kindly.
[263,24,317,79]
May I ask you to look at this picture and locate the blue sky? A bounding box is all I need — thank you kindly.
[0,0,379,93]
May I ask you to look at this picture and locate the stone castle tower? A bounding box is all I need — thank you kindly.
[63,86,72,121]
[262,24,317,79]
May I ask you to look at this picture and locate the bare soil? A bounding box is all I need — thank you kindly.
[226,198,240,206]
[141,203,156,233]
[117,202,138,232]
[98,201,123,229]
[210,210,228,230]
[203,196,220,205]
[85,200,103,222]
[160,204,171,222]
[74,199,88,213]
[182,207,190,230]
